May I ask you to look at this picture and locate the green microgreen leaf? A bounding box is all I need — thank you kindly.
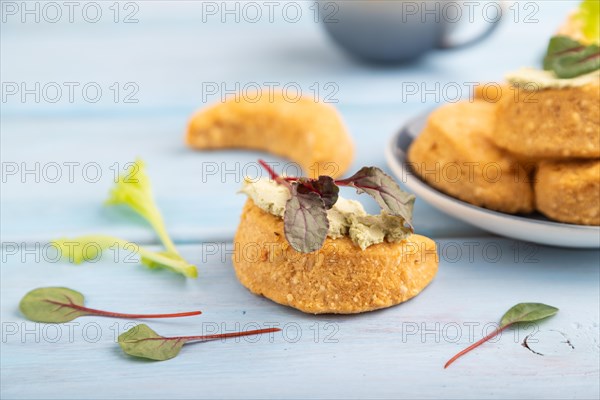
[445,303,559,368]
[118,324,282,362]
[499,302,559,328]
[544,35,600,78]
[19,287,86,323]
[283,182,330,253]
[118,324,186,361]
[19,287,202,323]
[52,235,198,278]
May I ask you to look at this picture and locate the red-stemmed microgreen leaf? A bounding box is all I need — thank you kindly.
[284,182,330,253]
[444,303,558,369]
[257,160,416,253]
[306,176,339,209]
[499,302,559,327]
[258,159,291,188]
[19,287,202,323]
[118,324,281,361]
[335,167,415,230]
[543,35,600,78]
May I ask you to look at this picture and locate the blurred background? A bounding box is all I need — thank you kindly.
[1,1,573,244]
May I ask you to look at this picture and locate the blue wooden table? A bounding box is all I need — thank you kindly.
[1,2,599,399]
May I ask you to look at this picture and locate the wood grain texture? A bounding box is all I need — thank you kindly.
[1,241,599,399]
[0,0,572,243]
[1,1,598,399]
[0,111,486,243]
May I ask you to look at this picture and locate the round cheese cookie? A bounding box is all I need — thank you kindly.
[186,91,354,178]
[232,200,439,314]
[407,101,534,214]
[492,83,600,159]
[535,159,600,226]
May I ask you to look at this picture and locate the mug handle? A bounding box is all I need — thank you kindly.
[437,1,505,49]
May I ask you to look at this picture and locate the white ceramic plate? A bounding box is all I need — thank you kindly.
[385,112,600,248]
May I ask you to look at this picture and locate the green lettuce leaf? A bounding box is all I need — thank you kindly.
[577,0,600,44]
[52,159,198,278]
[106,159,178,255]
[52,235,197,278]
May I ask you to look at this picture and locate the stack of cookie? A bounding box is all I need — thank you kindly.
[407,81,600,226]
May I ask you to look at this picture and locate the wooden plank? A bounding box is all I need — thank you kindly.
[1,239,598,399]
[3,2,596,399]
[1,1,573,243]
[0,1,572,116]
[1,109,486,243]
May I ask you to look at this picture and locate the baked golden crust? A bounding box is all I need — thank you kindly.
[232,200,439,314]
[407,101,534,214]
[186,92,354,178]
[473,83,509,103]
[492,83,600,159]
[535,159,600,225]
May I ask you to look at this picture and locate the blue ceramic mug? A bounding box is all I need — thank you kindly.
[318,0,504,63]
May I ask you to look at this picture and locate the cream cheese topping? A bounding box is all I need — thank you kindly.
[506,67,600,89]
[240,177,411,250]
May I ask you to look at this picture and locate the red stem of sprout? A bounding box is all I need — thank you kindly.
[258,159,279,180]
[258,159,291,188]
[180,327,282,342]
[258,159,350,187]
[444,324,511,369]
[45,299,201,319]
[135,327,282,343]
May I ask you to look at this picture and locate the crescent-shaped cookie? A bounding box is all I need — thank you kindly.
[187,92,354,178]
